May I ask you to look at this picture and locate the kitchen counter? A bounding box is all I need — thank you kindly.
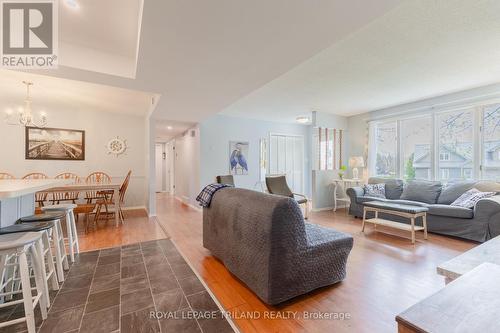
[0,179,68,199]
[0,179,69,227]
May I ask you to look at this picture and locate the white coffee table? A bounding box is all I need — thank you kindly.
[437,235,500,284]
[362,201,428,244]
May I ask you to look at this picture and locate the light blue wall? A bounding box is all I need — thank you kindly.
[200,115,312,196]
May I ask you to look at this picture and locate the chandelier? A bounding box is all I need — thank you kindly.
[4,81,47,128]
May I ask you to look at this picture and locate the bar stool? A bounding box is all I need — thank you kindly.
[19,212,69,282]
[0,222,59,308]
[41,204,79,263]
[0,232,48,333]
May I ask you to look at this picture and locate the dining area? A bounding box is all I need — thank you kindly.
[0,171,131,229]
[0,170,132,332]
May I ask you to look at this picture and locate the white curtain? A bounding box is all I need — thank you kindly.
[367,121,377,178]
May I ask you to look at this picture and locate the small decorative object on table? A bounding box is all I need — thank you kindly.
[338,165,347,179]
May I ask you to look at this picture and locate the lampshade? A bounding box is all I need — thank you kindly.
[349,156,365,168]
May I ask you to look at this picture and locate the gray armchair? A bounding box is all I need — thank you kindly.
[203,187,353,305]
[215,175,235,186]
[265,175,309,219]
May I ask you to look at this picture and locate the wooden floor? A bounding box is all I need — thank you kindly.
[77,209,167,252]
[155,193,477,333]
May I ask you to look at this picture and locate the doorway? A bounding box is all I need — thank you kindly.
[269,134,304,193]
[155,142,174,193]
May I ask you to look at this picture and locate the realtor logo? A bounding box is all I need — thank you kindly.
[1,0,58,68]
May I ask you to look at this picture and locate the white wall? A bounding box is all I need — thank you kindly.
[199,115,312,196]
[173,126,200,208]
[0,107,148,208]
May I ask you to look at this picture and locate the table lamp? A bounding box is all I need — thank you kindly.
[349,156,365,180]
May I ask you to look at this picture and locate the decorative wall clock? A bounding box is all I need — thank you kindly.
[106,136,128,157]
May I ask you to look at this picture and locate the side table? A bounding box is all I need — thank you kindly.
[333,178,363,212]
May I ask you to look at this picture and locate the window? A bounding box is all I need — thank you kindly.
[439,152,450,161]
[374,122,397,177]
[437,110,474,181]
[313,128,344,171]
[370,105,500,181]
[482,104,500,181]
[401,117,432,180]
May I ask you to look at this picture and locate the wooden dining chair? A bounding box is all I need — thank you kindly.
[22,173,49,207]
[84,171,111,203]
[94,170,131,223]
[0,173,15,179]
[52,173,81,205]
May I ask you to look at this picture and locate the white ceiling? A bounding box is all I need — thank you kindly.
[223,0,500,122]
[155,120,195,143]
[0,69,153,116]
[59,0,143,78]
[30,0,402,123]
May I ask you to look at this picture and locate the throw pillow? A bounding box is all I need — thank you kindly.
[364,183,386,198]
[450,188,496,209]
[400,180,442,204]
[437,181,476,204]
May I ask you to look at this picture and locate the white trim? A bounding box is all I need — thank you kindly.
[122,205,147,211]
[174,195,202,212]
[312,206,335,212]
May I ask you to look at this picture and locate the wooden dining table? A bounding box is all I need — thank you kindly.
[41,182,122,226]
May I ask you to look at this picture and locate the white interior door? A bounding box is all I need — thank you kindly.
[155,144,163,192]
[269,134,304,193]
[165,142,174,193]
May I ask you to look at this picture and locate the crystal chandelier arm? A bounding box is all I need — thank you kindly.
[3,81,47,128]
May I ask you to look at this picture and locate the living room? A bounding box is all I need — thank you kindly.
[0,1,499,333]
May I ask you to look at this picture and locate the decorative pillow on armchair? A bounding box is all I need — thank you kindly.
[451,188,496,209]
[363,183,386,198]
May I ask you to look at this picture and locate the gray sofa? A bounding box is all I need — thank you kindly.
[203,187,353,305]
[347,178,500,242]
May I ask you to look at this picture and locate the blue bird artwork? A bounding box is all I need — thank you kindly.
[229,142,249,175]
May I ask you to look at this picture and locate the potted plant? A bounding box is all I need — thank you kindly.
[338,165,347,179]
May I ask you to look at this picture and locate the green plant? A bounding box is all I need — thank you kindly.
[338,165,347,179]
[405,153,416,181]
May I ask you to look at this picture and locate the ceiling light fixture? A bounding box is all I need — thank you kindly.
[167,126,173,130]
[296,116,310,124]
[4,81,47,128]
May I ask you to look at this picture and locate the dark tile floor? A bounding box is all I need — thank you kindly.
[0,239,234,333]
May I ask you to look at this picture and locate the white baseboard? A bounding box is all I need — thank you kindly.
[122,205,147,211]
[312,205,349,212]
[174,195,202,212]
[312,206,334,212]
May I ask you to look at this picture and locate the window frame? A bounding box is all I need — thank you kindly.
[373,120,399,178]
[369,105,494,181]
[480,103,500,181]
[439,152,450,161]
